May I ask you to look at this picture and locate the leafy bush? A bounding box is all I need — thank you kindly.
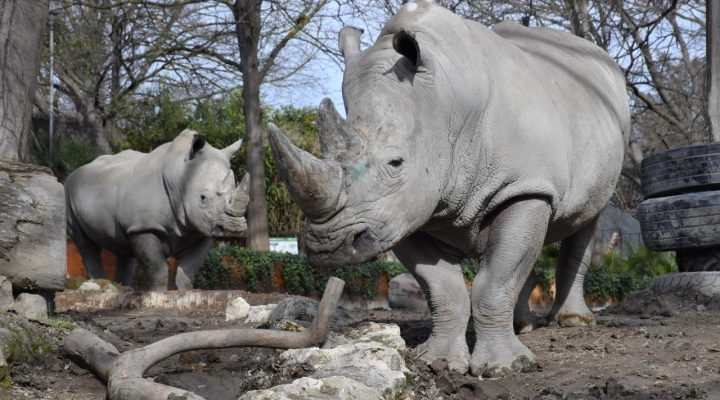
[29,129,97,182]
[195,246,409,298]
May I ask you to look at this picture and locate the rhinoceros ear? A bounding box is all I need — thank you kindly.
[189,134,206,160]
[393,30,421,70]
[223,139,243,161]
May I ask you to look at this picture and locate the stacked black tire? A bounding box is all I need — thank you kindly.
[638,143,720,272]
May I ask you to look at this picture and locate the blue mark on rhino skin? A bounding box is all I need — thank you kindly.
[345,163,368,186]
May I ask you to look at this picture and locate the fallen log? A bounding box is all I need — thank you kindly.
[64,277,345,400]
[55,289,296,312]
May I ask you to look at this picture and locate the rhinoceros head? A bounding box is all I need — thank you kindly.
[269,2,467,267]
[164,130,249,238]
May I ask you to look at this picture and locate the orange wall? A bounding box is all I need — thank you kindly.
[67,242,176,281]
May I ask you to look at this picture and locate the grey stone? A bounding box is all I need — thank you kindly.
[0,276,13,312]
[343,322,406,351]
[388,274,429,311]
[268,297,354,328]
[226,296,251,322]
[13,293,47,321]
[0,161,66,291]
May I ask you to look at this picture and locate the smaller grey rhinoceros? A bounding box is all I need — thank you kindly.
[65,130,249,290]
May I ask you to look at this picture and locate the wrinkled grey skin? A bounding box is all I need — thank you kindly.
[269,1,628,377]
[66,130,249,291]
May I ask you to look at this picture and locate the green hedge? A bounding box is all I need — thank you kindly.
[196,246,658,301]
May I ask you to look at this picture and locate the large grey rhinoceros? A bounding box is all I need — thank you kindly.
[268,1,629,377]
[65,130,249,291]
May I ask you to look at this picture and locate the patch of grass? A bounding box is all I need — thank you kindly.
[47,317,75,331]
[32,337,53,357]
[0,376,11,389]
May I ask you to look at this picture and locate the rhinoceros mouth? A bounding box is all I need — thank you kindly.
[304,223,389,268]
[210,216,247,238]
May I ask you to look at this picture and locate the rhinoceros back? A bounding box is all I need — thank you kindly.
[65,146,171,255]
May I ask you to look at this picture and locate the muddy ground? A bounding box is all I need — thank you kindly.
[3,289,720,400]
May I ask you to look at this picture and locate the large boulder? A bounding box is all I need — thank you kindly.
[13,293,48,321]
[0,161,66,291]
[267,297,354,328]
[388,274,429,311]
[239,376,383,400]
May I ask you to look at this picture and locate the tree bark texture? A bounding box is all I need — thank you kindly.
[567,0,589,40]
[63,277,345,400]
[0,0,50,161]
[0,161,66,291]
[235,0,270,250]
[709,0,720,142]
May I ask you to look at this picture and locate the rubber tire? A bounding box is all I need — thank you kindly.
[638,192,720,251]
[641,142,720,199]
[676,248,720,272]
[653,272,720,296]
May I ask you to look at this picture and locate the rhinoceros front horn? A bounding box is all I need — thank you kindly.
[268,123,344,221]
[225,173,249,217]
[317,98,363,160]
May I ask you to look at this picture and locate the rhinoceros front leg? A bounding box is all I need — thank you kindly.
[470,197,550,377]
[130,233,169,291]
[393,232,471,373]
[547,218,598,327]
[174,238,213,291]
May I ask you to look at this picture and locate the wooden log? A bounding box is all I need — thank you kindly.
[63,277,346,400]
[0,161,65,291]
[55,290,295,312]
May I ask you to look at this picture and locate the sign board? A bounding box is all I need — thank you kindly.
[269,237,299,255]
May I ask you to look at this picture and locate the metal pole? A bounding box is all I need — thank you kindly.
[48,7,55,164]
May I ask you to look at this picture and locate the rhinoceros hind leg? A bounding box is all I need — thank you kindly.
[514,269,538,334]
[546,218,598,327]
[113,256,136,287]
[393,232,471,373]
[131,233,169,291]
[470,198,550,377]
[175,238,214,291]
[72,230,106,280]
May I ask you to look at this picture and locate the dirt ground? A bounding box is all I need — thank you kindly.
[3,289,720,400]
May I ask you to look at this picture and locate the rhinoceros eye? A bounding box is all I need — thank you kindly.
[200,195,207,201]
[388,158,404,168]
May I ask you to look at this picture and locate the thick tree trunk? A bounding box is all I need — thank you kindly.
[235,0,270,250]
[0,161,66,291]
[0,0,50,161]
[709,0,720,142]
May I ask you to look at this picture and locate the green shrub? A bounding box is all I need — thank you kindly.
[196,246,409,298]
[29,129,97,182]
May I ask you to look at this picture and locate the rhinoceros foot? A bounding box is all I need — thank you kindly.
[469,335,537,378]
[552,311,597,327]
[413,334,470,374]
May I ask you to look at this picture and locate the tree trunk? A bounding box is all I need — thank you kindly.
[0,0,50,161]
[235,0,270,250]
[709,0,720,142]
[567,0,589,40]
[0,161,66,291]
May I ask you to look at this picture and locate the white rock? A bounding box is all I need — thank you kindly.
[244,304,276,326]
[13,293,47,321]
[79,281,102,292]
[226,297,251,322]
[238,376,383,400]
[345,322,406,351]
[0,276,13,312]
[281,341,409,399]
[103,284,120,293]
